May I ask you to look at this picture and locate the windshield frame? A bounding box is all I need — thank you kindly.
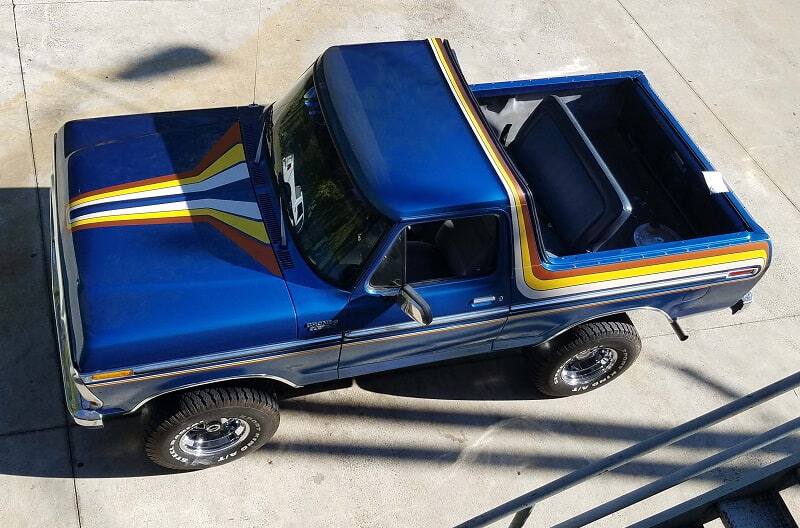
[268,57,392,291]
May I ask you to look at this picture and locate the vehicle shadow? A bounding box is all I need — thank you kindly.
[2,351,799,481]
[354,349,548,401]
[50,353,800,480]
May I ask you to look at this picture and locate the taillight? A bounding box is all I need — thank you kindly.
[726,266,761,279]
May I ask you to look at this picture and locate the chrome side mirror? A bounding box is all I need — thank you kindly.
[397,284,433,326]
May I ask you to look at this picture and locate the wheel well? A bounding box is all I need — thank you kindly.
[136,376,294,415]
[532,311,636,353]
[595,312,634,326]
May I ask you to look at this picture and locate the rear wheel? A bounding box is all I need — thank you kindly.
[144,386,279,470]
[531,320,641,397]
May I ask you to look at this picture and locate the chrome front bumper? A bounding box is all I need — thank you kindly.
[49,178,104,428]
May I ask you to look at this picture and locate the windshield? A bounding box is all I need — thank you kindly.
[270,64,391,289]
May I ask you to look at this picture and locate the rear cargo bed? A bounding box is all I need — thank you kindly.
[474,74,751,257]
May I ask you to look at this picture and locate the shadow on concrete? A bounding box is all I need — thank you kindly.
[53,381,800,480]
[0,187,69,436]
[355,350,547,400]
[114,45,216,80]
[3,348,799,480]
[653,357,743,400]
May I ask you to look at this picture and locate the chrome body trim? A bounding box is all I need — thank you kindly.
[344,306,508,339]
[87,343,339,387]
[343,316,506,348]
[508,274,759,321]
[50,176,104,428]
[81,334,340,385]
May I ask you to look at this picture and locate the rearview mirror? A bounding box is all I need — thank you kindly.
[397,284,433,326]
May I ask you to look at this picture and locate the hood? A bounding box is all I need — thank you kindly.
[56,110,297,372]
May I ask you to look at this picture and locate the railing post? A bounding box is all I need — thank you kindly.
[507,506,533,528]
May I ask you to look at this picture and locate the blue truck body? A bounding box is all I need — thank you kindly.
[50,39,770,426]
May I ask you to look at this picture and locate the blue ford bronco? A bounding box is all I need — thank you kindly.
[50,38,770,469]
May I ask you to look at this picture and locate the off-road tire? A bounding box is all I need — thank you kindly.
[144,386,279,470]
[531,321,641,397]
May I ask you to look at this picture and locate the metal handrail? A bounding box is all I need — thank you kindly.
[456,371,800,528]
[553,417,800,527]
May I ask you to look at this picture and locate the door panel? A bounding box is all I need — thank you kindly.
[339,214,510,376]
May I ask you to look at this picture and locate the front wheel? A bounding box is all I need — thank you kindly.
[531,320,641,397]
[144,386,280,470]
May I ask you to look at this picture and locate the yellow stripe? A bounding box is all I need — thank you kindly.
[530,250,767,290]
[428,38,763,291]
[69,144,246,208]
[428,38,537,281]
[70,208,269,243]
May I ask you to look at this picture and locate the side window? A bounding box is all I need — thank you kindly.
[370,215,498,288]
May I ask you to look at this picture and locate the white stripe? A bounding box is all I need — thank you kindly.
[69,162,250,212]
[70,198,262,223]
[428,38,534,297]
[516,257,765,301]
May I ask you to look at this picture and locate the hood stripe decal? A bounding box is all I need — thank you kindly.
[69,124,244,206]
[67,123,280,275]
[71,205,269,243]
[428,37,768,300]
[69,156,250,212]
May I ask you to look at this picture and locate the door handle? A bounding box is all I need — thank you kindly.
[471,295,501,307]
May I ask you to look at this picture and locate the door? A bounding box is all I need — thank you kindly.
[338,213,510,377]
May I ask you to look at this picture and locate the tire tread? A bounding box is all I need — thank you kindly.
[531,320,641,397]
[144,385,279,470]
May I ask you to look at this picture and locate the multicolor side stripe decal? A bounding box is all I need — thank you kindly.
[427,37,768,301]
[68,124,281,275]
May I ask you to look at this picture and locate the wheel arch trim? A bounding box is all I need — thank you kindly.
[128,374,300,414]
[532,306,669,348]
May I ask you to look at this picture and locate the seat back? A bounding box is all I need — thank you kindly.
[435,216,498,278]
[509,95,631,253]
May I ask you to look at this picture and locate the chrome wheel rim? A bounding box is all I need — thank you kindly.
[179,417,250,456]
[560,346,619,386]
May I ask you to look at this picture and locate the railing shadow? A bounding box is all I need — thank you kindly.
[24,352,800,479]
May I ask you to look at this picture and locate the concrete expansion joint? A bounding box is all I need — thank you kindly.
[614,0,800,216]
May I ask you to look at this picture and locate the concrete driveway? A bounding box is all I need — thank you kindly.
[1,1,799,526]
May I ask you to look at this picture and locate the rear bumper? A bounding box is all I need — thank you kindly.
[49,175,104,428]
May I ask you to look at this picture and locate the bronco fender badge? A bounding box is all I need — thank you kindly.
[305,319,340,332]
